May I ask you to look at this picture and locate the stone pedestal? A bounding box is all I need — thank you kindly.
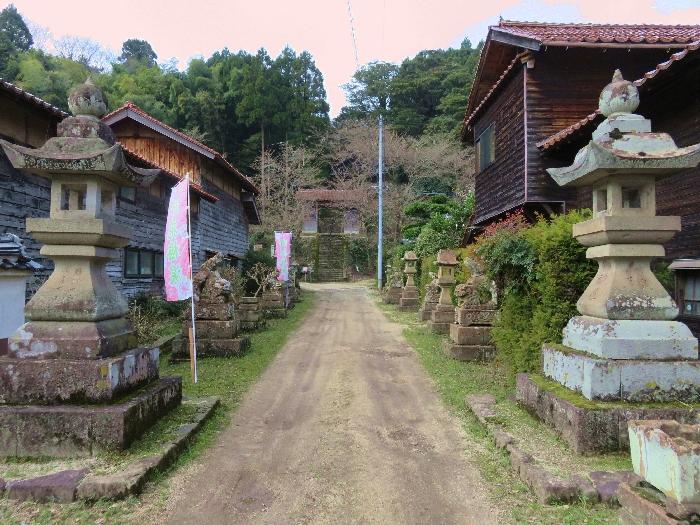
[443,265,497,362]
[428,250,458,333]
[238,296,265,332]
[383,286,402,304]
[428,304,455,334]
[418,279,439,321]
[261,286,287,318]
[0,79,181,457]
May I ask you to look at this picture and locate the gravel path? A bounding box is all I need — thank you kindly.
[164,282,500,524]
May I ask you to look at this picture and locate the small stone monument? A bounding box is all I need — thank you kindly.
[0,234,43,355]
[171,253,250,359]
[237,296,265,332]
[0,79,181,457]
[517,71,700,453]
[398,251,419,311]
[443,259,497,361]
[382,265,403,304]
[418,276,440,321]
[261,280,287,318]
[428,249,458,334]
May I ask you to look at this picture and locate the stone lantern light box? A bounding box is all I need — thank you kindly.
[542,70,700,402]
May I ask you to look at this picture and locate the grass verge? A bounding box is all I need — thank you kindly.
[374,291,623,525]
[0,291,316,525]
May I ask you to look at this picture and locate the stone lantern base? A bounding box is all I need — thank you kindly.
[418,300,437,321]
[398,285,419,311]
[428,304,455,334]
[443,325,496,362]
[383,286,402,304]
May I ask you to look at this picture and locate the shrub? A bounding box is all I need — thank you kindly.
[242,247,276,295]
[413,194,475,257]
[483,210,596,376]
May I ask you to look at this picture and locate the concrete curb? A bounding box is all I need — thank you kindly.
[465,394,640,506]
[1,396,220,503]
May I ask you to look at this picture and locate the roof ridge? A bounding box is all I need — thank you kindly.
[499,20,700,28]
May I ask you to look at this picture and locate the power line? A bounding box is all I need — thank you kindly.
[346,0,360,70]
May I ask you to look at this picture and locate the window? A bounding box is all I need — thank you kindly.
[124,247,164,278]
[149,180,164,199]
[682,274,700,316]
[303,207,318,233]
[343,209,360,234]
[119,186,136,202]
[190,193,200,216]
[475,124,495,172]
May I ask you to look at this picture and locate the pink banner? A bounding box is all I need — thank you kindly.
[274,231,292,281]
[164,178,193,301]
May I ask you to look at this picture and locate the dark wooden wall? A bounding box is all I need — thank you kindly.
[473,68,525,224]
[525,47,672,211]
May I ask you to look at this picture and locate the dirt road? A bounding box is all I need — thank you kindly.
[164,283,500,524]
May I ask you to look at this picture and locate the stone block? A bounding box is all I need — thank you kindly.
[516,373,700,453]
[0,377,182,457]
[449,324,492,345]
[183,319,239,339]
[443,342,496,362]
[196,302,234,320]
[629,420,700,505]
[171,337,250,359]
[6,468,88,503]
[618,482,684,525]
[455,308,497,326]
[8,318,136,359]
[542,344,700,402]
[563,316,698,360]
[588,470,641,505]
[427,320,451,334]
[238,309,261,322]
[418,303,437,321]
[0,347,159,404]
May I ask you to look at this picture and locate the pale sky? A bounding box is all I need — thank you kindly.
[5,0,700,116]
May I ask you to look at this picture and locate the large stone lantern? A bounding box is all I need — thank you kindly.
[543,70,700,402]
[0,80,182,457]
[398,250,419,311]
[428,249,458,333]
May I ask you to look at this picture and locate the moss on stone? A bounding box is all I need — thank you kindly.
[528,374,700,410]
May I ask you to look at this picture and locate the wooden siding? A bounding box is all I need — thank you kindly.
[0,93,57,148]
[526,47,672,209]
[111,120,202,184]
[473,67,526,224]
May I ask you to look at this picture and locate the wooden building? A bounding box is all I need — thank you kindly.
[0,84,260,299]
[538,42,700,334]
[296,189,365,282]
[461,21,700,233]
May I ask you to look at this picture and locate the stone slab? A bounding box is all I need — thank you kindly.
[398,304,419,312]
[6,468,88,503]
[418,303,437,321]
[618,482,685,525]
[456,308,497,326]
[542,344,700,402]
[0,347,159,404]
[196,302,234,320]
[427,321,451,334]
[240,320,265,332]
[563,316,698,360]
[449,324,492,345]
[430,306,455,324]
[237,310,261,322]
[443,341,496,362]
[0,376,182,457]
[516,373,700,454]
[171,337,250,360]
[183,319,239,339]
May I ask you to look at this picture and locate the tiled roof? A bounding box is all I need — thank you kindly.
[0,78,68,119]
[495,20,700,46]
[0,233,43,272]
[296,189,367,203]
[463,52,528,129]
[121,145,219,203]
[103,102,259,194]
[537,40,700,151]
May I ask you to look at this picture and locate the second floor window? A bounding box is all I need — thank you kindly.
[476,124,495,172]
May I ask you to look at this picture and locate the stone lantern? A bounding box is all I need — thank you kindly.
[542,70,700,402]
[0,79,182,457]
[398,250,419,311]
[428,249,458,333]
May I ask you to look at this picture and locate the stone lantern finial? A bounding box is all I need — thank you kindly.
[67,77,107,118]
[598,69,640,117]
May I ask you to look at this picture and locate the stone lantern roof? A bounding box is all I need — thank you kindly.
[436,249,458,266]
[403,251,418,261]
[0,79,159,187]
[0,233,42,272]
[547,70,700,188]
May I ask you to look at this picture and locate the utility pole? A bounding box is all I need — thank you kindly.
[377,114,384,289]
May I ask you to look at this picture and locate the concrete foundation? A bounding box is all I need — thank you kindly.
[542,344,700,402]
[562,316,698,360]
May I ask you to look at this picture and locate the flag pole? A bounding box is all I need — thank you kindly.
[186,172,198,384]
